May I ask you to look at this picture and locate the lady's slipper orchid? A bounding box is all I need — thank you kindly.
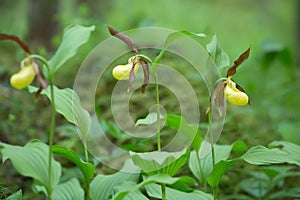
[208,47,251,115]
[10,58,36,89]
[112,56,139,80]
[224,78,249,106]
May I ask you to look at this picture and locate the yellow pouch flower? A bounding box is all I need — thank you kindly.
[224,79,249,106]
[112,56,139,80]
[10,62,36,89]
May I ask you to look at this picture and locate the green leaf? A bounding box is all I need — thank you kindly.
[113,174,196,200]
[52,178,84,200]
[29,86,91,139]
[48,25,95,76]
[114,182,149,200]
[52,145,95,184]
[6,189,22,200]
[207,159,240,188]
[269,187,300,199]
[206,34,230,70]
[150,30,206,74]
[130,148,190,176]
[136,112,165,126]
[166,114,202,151]
[145,183,213,200]
[189,144,233,184]
[242,145,297,165]
[0,140,61,191]
[90,170,139,200]
[269,140,300,166]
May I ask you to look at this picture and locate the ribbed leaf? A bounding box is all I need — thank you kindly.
[150,30,206,74]
[130,148,190,176]
[6,189,22,200]
[113,181,149,200]
[0,140,61,191]
[207,159,240,188]
[242,142,300,166]
[52,178,84,200]
[113,174,196,200]
[145,183,213,200]
[166,114,202,151]
[52,145,95,184]
[189,144,233,184]
[48,25,95,76]
[29,86,91,139]
[206,34,230,70]
[90,171,139,200]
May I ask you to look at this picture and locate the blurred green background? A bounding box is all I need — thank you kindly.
[0,0,299,198]
[1,0,298,144]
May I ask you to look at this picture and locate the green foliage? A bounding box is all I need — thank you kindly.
[242,141,300,166]
[189,143,236,185]
[52,178,84,200]
[6,189,22,200]
[28,85,91,139]
[150,30,206,74]
[52,145,95,184]
[0,140,61,192]
[230,166,300,199]
[48,25,95,77]
[0,3,299,198]
[90,170,139,200]
[206,34,230,70]
[130,148,190,176]
[166,114,202,151]
[144,183,213,200]
[113,174,198,200]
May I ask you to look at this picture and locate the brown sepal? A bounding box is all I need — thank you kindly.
[206,81,226,116]
[226,47,251,78]
[0,33,31,55]
[29,59,47,98]
[140,58,149,93]
[107,26,138,54]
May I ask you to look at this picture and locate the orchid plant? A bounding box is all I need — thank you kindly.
[0,25,299,200]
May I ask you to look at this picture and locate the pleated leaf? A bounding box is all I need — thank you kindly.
[52,178,84,200]
[145,183,213,200]
[29,86,91,139]
[48,25,95,76]
[0,140,61,191]
[130,148,190,176]
[90,171,139,200]
[52,145,95,184]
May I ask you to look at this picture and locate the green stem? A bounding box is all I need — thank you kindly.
[30,55,55,199]
[208,111,217,199]
[84,142,89,163]
[161,183,166,200]
[155,74,161,151]
[208,112,215,166]
[83,142,92,200]
[48,83,55,199]
[195,150,207,190]
[213,186,218,200]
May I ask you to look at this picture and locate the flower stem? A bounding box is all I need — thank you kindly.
[208,111,217,199]
[155,74,161,151]
[161,183,166,200]
[208,112,216,166]
[48,82,55,199]
[30,55,55,199]
[196,150,207,190]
